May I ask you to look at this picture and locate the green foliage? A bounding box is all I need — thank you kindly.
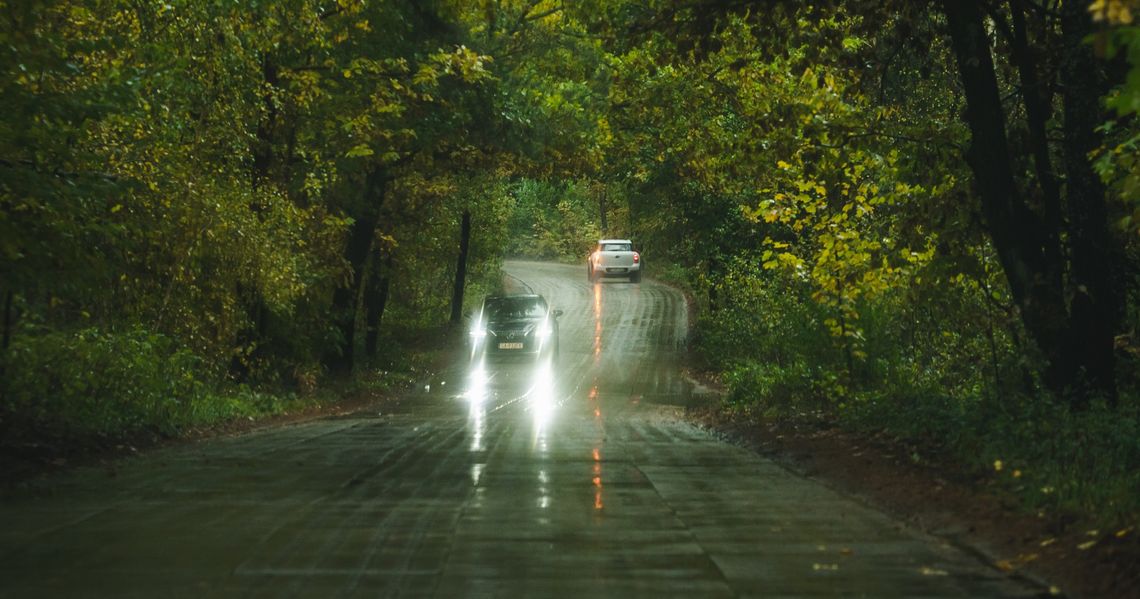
[504,179,601,261]
[0,324,337,447]
[1,328,204,440]
[0,0,524,446]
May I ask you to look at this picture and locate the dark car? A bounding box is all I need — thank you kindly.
[469,294,562,362]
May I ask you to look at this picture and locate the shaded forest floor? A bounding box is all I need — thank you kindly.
[689,403,1140,599]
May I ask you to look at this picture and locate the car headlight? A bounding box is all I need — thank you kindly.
[470,324,486,339]
[535,321,553,338]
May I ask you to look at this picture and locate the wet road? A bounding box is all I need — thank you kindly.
[0,261,1038,597]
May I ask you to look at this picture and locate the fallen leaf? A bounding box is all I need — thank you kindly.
[1077,540,1097,551]
[920,566,949,576]
[995,559,1015,572]
[1116,527,1134,539]
[839,547,854,556]
[1040,538,1057,547]
[812,563,839,571]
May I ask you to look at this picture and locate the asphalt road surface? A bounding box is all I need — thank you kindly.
[0,261,1040,597]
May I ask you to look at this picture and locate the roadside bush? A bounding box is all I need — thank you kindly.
[693,254,1140,528]
[695,258,830,370]
[0,327,319,447]
[983,399,1140,526]
[0,327,207,442]
[723,360,836,415]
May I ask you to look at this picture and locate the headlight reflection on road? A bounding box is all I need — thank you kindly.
[464,365,488,452]
[593,284,603,362]
[593,448,604,511]
[529,363,555,446]
[537,469,551,510]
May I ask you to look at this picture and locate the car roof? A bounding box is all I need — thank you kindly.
[598,238,632,244]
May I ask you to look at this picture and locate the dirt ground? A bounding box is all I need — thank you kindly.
[688,405,1140,599]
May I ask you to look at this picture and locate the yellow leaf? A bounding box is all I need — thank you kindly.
[777,160,791,170]
[1077,540,1097,551]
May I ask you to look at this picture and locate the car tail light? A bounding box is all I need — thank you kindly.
[633,252,640,263]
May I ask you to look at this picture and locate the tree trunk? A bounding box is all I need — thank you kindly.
[940,0,1071,396]
[364,254,393,359]
[228,282,266,381]
[1058,1,1119,405]
[2,289,12,351]
[252,55,279,189]
[1008,0,1064,280]
[323,168,389,375]
[599,188,608,234]
[450,210,472,326]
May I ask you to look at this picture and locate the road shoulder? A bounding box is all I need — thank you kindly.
[686,402,1140,599]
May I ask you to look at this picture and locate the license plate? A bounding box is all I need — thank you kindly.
[498,342,523,350]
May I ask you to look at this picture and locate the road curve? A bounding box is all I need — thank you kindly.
[0,261,1038,597]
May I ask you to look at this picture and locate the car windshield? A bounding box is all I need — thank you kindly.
[602,243,631,251]
[485,297,546,320]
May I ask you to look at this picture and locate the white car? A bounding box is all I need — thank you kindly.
[588,239,642,283]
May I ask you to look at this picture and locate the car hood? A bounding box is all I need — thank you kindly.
[486,318,540,333]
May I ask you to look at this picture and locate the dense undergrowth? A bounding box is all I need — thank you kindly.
[0,323,446,457]
[683,257,1140,530]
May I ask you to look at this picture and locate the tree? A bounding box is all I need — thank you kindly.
[940,0,1120,405]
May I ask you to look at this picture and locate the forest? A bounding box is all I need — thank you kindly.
[2,0,1139,531]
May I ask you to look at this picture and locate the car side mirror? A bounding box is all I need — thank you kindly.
[552,309,564,318]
